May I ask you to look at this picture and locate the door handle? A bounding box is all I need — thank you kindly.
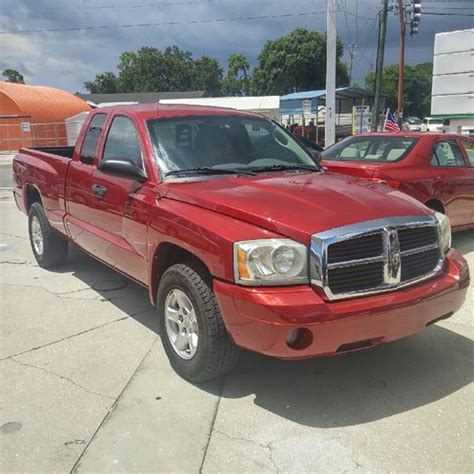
[91,184,108,198]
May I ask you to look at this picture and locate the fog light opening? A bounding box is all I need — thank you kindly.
[286,328,313,350]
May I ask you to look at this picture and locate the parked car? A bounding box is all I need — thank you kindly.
[421,117,444,132]
[320,133,474,231]
[404,117,422,131]
[13,106,469,382]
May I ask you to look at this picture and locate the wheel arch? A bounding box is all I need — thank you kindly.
[425,198,445,215]
[25,184,43,212]
[149,242,212,306]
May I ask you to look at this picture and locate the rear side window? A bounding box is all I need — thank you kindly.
[321,137,417,162]
[461,139,474,166]
[79,114,107,164]
[102,116,143,169]
[431,140,466,167]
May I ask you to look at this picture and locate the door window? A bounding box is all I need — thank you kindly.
[430,140,466,167]
[102,116,143,169]
[79,114,107,164]
[461,139,474,166]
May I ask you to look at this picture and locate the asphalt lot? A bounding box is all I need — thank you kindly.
[0,181,473,473]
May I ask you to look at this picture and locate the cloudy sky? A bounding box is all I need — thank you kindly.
[0,0,472,93]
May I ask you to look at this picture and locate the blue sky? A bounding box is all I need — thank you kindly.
[0,0,472,93]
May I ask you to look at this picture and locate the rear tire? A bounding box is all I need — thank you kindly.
[28,203,68,268]
[157,263,239,383]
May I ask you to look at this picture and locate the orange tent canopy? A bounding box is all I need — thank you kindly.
[0,81,91,123]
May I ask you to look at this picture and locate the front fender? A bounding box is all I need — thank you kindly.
[146,198,282,304]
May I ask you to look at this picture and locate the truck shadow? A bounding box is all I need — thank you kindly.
[221,326,473,427]
[452,229,474,255]
[60,230,472,428]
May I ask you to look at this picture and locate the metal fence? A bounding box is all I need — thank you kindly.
[0,121,68,152]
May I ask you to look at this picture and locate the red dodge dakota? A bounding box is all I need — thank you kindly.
[13,105,470,382]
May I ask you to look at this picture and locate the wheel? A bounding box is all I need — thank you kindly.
[28,202,68,268]
[157,263,239,383]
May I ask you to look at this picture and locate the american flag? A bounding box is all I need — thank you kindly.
[384,109,401,132]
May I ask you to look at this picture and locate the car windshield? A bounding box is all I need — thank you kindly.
[408,117,421,124]
[146,115,320,177]
[321,136,418,162]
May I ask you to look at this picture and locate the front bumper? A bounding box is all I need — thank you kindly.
[213,249,469,359]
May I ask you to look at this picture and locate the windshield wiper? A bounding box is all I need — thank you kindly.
[246,164,321,173]
[165,167,255,177]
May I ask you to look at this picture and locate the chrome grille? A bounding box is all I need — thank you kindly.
[328,233,384,263]
[311,216,444,300]
[399,226,438,251]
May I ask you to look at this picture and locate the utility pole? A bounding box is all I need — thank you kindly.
[348,42,357,85]
[397,0,406,123]
[372,0,388,131]
[325,0,337,146]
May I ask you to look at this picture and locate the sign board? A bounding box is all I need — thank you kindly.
[302,99,312,117]
[21,122,31,133]
[352,106,372,134]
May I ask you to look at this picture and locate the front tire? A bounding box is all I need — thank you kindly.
[28,203,68,268]
[157,263,239,383]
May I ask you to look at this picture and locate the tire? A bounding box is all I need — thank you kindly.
[28,202,68,268]
[157,263,239,383]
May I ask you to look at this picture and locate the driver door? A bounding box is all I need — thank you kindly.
[87,115,149,283]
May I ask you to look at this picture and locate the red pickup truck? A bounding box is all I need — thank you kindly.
[13,105,469,382]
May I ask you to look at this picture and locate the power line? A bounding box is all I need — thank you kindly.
[0,11,328,34]
[423,11,474,15]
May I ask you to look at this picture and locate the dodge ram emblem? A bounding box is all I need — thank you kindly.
[386,229,401,283]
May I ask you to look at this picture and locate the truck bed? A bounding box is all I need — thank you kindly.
[13,147,74,237]
[29,146,75,159]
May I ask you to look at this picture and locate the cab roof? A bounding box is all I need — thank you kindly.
[92,102,263,121]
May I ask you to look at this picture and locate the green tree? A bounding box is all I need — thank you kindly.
[251,28,349,95]
[2,68,24,83]
[222,53,251,96]
[193,56,223,96]
[365,62,432,118]
[84,72,118,93]
[110,46,221,95]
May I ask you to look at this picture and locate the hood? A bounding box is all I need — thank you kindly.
[162,171,432,243]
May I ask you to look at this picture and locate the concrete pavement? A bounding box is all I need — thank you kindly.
[0,188,473,473]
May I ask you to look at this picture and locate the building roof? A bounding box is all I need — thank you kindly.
[0,81,91,123]
[76,90,206,106]
[280,87,380,101]
[160,96,280,111]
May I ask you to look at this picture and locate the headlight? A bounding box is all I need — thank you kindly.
[234,239,308,285]
[434,212,451,253]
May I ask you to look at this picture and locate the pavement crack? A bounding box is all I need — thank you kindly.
[199,378,224,473]
[70,342,155,473]
[10,358,115,400]
[0,232,26,240]
[0,317,128,361]
[213,429,280,473]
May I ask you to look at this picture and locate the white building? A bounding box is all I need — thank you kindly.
[431,29,474,134]
[159,96,281,121]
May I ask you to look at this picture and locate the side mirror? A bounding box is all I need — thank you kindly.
[98,158,147,182]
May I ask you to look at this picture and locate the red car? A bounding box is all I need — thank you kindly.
[320,133,474,231]
[13,106,469,382]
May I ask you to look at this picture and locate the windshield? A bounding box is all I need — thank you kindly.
[321,136,418,162]
[407,117,421,124]
[146,115,319,177]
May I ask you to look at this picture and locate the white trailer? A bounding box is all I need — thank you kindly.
[431,29,474,135]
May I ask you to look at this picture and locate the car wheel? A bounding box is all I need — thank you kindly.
[157,263,239,383]
[28,203,68,268]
